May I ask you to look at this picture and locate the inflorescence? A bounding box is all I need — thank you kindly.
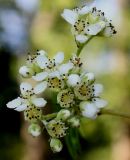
[6,3,116,153]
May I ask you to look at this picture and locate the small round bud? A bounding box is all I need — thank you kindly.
[50,138,63,153]
[68,117,80,127]
[56,109,71,121]
[28,123,41,137]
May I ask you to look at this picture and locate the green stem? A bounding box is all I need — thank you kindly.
[41,112,57,121]
[76,36,93,56]
[100,109,130,119]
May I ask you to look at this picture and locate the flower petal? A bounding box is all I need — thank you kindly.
[6,97,22,109]
[93,98,108,108]
[85,21,106,35]
[14,104,27,111]
[32,72,48,81]
[67,74,81,87]
[58,62,73,74]
[76,35,89,43]
[54,52,64,64]
[19,66,32,77]
[36,55,49,69]
[80,101,98,119]
[49,71,60,78]
[32,98,47,107]
[78,1,96,15]
[34,81,47,94]
[61,9,78,25]
[20,82,32,95]
[94,84,103,96]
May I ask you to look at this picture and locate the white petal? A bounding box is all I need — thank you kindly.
[19,66,31,77]
[34,81,47,94]
[80,101,98,119]
[61,9,78,25]
[78,1,96,15]
[54,52,64,64]
[58,62,73,74]
[49,71,60,78]
[67,74,81,87]
[76,35,89,43]
[93,98,108,108]
[37,50,47,56]
[14,104,27,111]
[103,27,113,37]
[32,72,48,81]
[85,21,106,35]
[20,82,32,95]
[7,97,22,109]
[32,98,47,107]
[36,55,49,69]
[85,72,95,81]
[94,84,103,96]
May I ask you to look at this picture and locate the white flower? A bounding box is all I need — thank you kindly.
[80,98,107,119]
[7,82,47,112]
[24,106,42,122]
[101,22,117,37]
[62,4,116,44]
[28,123,42,137]
[47,71,65,92]
[57,89,75,108]
[80,101,99,119]
[67,74,81,87]
[50,138,63,153]
[46,119,68,138]
[61,2,95,25]
[36,51,64,71]
[19,50,46,78]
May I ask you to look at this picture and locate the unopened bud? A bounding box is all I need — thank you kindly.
[50,138,63,153]
[28,123,41,137]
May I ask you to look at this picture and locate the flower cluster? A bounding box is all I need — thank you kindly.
[6,3,116,153]
[61,3,116,46]
[7,50,107,152]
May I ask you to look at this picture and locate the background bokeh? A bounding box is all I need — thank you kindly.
[0,0,130,160]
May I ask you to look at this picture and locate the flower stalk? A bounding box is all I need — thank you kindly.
[99,109,130,119]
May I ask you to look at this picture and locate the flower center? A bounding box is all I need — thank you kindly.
[24,106,42,122]
[74,19,86,33]
[47,120,67,138]
[48,77,64,90]
[74,83,95,100]
[57,89,75,108]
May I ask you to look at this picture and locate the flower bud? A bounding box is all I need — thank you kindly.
[56,109,71,121]
[68,117,80,127]
[28,123,41,137]
[50,138,63,153]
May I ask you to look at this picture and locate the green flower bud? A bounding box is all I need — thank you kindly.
[50,138,63,153]
[56,109,71,121]
[28,123,41,137]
